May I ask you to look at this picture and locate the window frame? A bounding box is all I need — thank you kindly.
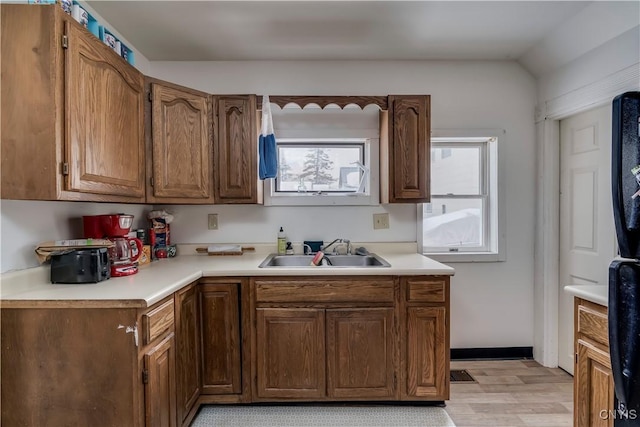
[274,139,366,194]
[263,133,380,206]
[418,130,506,263]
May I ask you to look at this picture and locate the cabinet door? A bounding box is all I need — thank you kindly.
[149,82,213,202]
[144,333,177,427]
[200,283,241,394]
[256,308,325,399]
[326,308,395,399]
[214,95,258,203]
[387,95,430,203]
[575,339,614,427]
[174,284,201,423]
[405,306,448,399]
[66,23,145,199]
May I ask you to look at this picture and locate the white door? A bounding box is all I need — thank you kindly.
[559,105,616,374]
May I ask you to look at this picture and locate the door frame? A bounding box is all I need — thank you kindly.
[534,66,639,367]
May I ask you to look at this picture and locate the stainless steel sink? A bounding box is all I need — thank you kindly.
[258,253,390,268]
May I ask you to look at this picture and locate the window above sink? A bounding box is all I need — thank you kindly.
[263,105,380,206]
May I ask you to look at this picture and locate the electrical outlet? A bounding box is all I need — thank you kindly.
[373,213,389,230]
[208,214,218,230]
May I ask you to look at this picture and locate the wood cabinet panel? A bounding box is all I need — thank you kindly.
[385,95,430,203]
[214,95,259,203]
[254,278,395,303]
[143,299,175,345]
[66,23,145,198]
[406,278,446,303]
[1,5,145,202]
[575,339,614,427]
[405,306,448,399]
[577,303,609,347]
[148,81,213,203]
[326,308,395,398]
[175,284,201,423]
[144,332,177,427]
[256,308,326,399]
[1,308,140,426]
[200,283,242,394]
[574,299,615,427]
[1,5,61,200]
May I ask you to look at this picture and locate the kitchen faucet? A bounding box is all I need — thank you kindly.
[322,238,352,255]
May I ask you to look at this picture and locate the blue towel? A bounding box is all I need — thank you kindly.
[259,95,277,180]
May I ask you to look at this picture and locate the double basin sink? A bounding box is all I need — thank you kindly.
[259,253,390,268]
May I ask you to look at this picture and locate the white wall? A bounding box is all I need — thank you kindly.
[537,26,640,118]
[150,60,538,349]
[0,201,148,273]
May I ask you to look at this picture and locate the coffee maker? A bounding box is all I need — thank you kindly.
[83,214,143,277]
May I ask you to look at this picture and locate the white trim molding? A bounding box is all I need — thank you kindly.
[534,119,560,367]
[540,63,640,121]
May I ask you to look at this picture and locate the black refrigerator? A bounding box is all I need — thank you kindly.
[610,90,640,426]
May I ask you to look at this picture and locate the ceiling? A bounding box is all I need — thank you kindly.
[86,1,637,75]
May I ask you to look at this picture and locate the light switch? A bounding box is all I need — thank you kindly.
[208,214,218,230]
[373,213,389,230]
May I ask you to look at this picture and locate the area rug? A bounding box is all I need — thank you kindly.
[191,405,456,427]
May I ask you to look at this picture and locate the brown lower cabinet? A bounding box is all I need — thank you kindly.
[144,333,178,427]
[327,308,395,399]
[252,276,449,402]
[256,308,327,399]
[255,306,395,400]
[199,281,242,395]
[1,275,449,426]
[174,283,201,424]
[574,298,615,427]
[402,276,450,400]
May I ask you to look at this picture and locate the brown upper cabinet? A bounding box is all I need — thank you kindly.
[213,95,261,204]
[146,79,214,203]
[1,5,146,202]
[382,95,431,203]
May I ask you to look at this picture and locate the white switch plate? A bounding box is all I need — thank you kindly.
[373,213,389,230]
[208,214,218,230]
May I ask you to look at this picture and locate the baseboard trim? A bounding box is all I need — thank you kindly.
[451,347,533,360]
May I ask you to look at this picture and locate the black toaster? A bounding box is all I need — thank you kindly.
[50,248,111,284]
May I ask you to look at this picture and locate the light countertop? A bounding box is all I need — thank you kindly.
[564,285,608,307]
[1,247,454,308]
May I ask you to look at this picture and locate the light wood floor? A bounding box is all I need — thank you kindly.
[445,359,573,427]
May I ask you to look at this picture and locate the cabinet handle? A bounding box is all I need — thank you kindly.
[61,35,68,49]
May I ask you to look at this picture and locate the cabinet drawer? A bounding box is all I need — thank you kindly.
[406,278,446,303]
[142,299,174,345]
[254,279,394,303]
[577,303,608,347]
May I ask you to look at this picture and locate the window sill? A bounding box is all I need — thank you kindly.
[422,252,505,263]
[264,193,379,206]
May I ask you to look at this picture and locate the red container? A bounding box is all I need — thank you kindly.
[82,215,104,238]
[82,214,135,238]
[100,214,134,237]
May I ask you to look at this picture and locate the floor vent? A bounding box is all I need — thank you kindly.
[450,369,476,383]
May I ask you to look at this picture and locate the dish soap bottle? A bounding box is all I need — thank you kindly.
[277,227,287,255]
